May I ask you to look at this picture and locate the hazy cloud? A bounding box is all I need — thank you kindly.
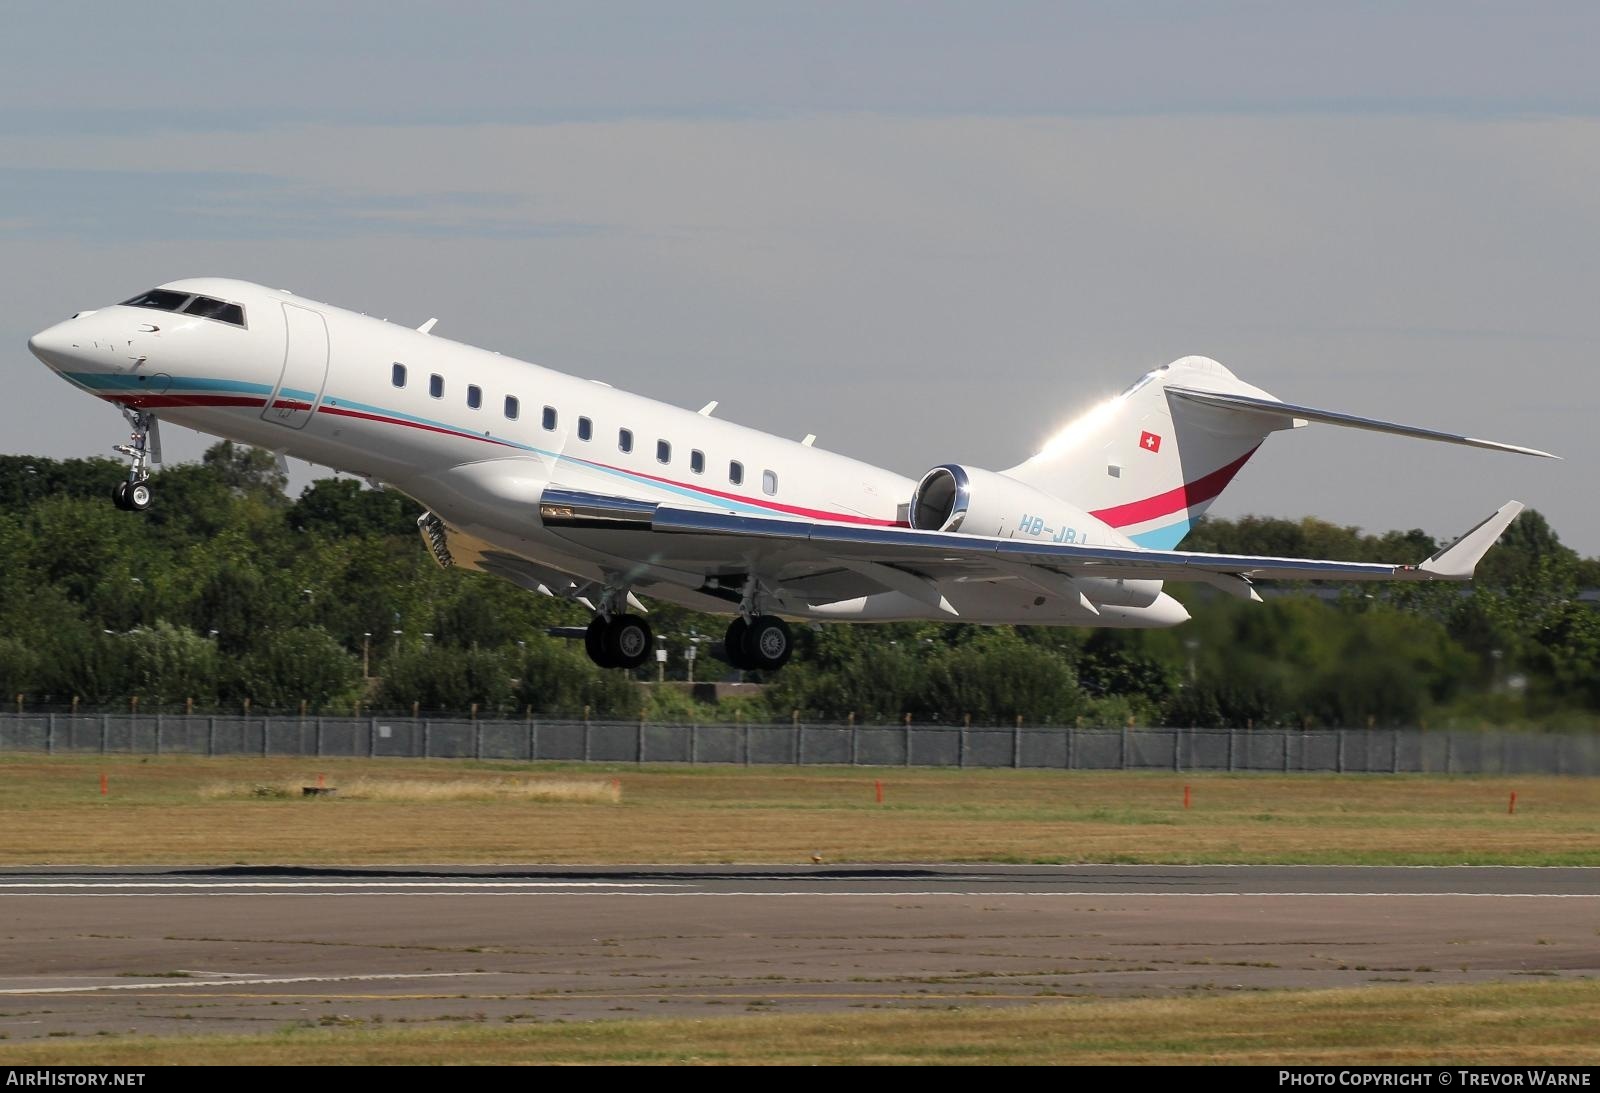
[2,5,1594,552]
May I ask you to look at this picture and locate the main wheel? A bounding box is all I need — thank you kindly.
[604,614,652,669]
[723,617,752,670]
[112,482,131,510]
[126,479,152,511]
[584,617,617,668]
[742,615,793,670]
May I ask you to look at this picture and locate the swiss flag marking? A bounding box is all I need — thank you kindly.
[1139,430,1162,453]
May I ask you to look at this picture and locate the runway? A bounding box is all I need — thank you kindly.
[0,865,1594,1040]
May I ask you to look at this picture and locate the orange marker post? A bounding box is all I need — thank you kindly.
[99,772,108,797]
[875,780,883,804]
[1508,791,1517,815]
[317,773,326,788]
[1184,784,1191,810]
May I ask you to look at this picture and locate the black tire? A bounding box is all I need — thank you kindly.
[126,479,152,511]
[604,614,652,670]
[112,482,130,510]
[584,617,616,668]
[742,615,793,670]
[723,617,752,670]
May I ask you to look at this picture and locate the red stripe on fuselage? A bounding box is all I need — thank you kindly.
[1089,446,1260,528]
[98,391,904,526]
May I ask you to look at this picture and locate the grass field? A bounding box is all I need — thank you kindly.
[2,981,1596,1065]
[0,754,1595,865]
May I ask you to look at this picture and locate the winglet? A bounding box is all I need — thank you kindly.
[1417,501,1525,579]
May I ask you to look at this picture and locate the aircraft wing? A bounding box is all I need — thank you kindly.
[537,488,1524,599]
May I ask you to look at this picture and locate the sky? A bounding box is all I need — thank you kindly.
[2,2,1595,552]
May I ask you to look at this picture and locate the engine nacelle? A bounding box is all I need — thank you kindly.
[909,464,1160,608]
[910,464,1101,542]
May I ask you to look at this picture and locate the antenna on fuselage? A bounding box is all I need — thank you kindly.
[697,401,718,416]
[417,318,438,335]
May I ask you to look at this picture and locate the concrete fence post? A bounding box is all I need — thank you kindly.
[46,713,54,756]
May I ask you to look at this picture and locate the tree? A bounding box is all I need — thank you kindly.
[515,637,642,719]
[201,441,288,503]
[230,628,362,711]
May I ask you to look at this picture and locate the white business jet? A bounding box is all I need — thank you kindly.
[28,278,1553,671]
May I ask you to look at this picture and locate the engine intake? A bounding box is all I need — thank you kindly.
[910,463,1095,540]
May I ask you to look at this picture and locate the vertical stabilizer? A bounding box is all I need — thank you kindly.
[1003,356,1293,549]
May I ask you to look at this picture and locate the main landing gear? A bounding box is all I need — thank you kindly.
[723,614,793,671]
[583,614,653,670]
[111,407,159,512]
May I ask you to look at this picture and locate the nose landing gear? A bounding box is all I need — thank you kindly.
[111,407,160,512]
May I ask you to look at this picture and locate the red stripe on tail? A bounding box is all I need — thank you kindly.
[1089,446,1260,528]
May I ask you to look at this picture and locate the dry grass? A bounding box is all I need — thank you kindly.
[4,980,1598,1065]
[197,775,621,804]
[0,755,1595,865]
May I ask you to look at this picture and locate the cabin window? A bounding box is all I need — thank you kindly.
[729,460,744,486]
[429,374,444,399]
[577,416,592,441]
[656,440,671,464]
[619,428,633,453]
[762,469,778,496]
[504,395,519,419]
[690,449,705,474]
[542,406,557,430]
[466,384,482,409]
[391,363,406,388]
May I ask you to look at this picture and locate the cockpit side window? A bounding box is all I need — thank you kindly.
[120,289,191,313]
[180,295,247,327]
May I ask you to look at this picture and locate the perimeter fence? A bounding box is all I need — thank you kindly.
[0,713,1594,775]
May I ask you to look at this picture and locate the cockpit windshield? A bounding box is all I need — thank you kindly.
[121,289,246,327]
[120,289,190,312]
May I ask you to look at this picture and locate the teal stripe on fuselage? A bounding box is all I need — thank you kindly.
[90,375,780,517]
[65,372,276,395]
[1128,521,1191,549]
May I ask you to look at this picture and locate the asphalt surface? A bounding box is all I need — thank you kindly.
[0,865,1594,1040]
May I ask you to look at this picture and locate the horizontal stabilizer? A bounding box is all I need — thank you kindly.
[1166,386,1558,459]
[1417,501,1525,579]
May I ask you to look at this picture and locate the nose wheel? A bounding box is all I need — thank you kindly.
[111,407,160,512]
[113,480,152,512]
[583,614,653,670]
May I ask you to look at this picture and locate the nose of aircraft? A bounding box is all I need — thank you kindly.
[27,321,76,372]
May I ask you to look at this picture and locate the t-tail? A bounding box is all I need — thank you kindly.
[1002,355,1556,550]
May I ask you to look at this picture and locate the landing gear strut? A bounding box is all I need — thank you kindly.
[111,407,159,512]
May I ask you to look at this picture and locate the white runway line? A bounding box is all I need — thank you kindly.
[0,971,496,995]
[0,880,685,890]
[3,888,1593,898]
